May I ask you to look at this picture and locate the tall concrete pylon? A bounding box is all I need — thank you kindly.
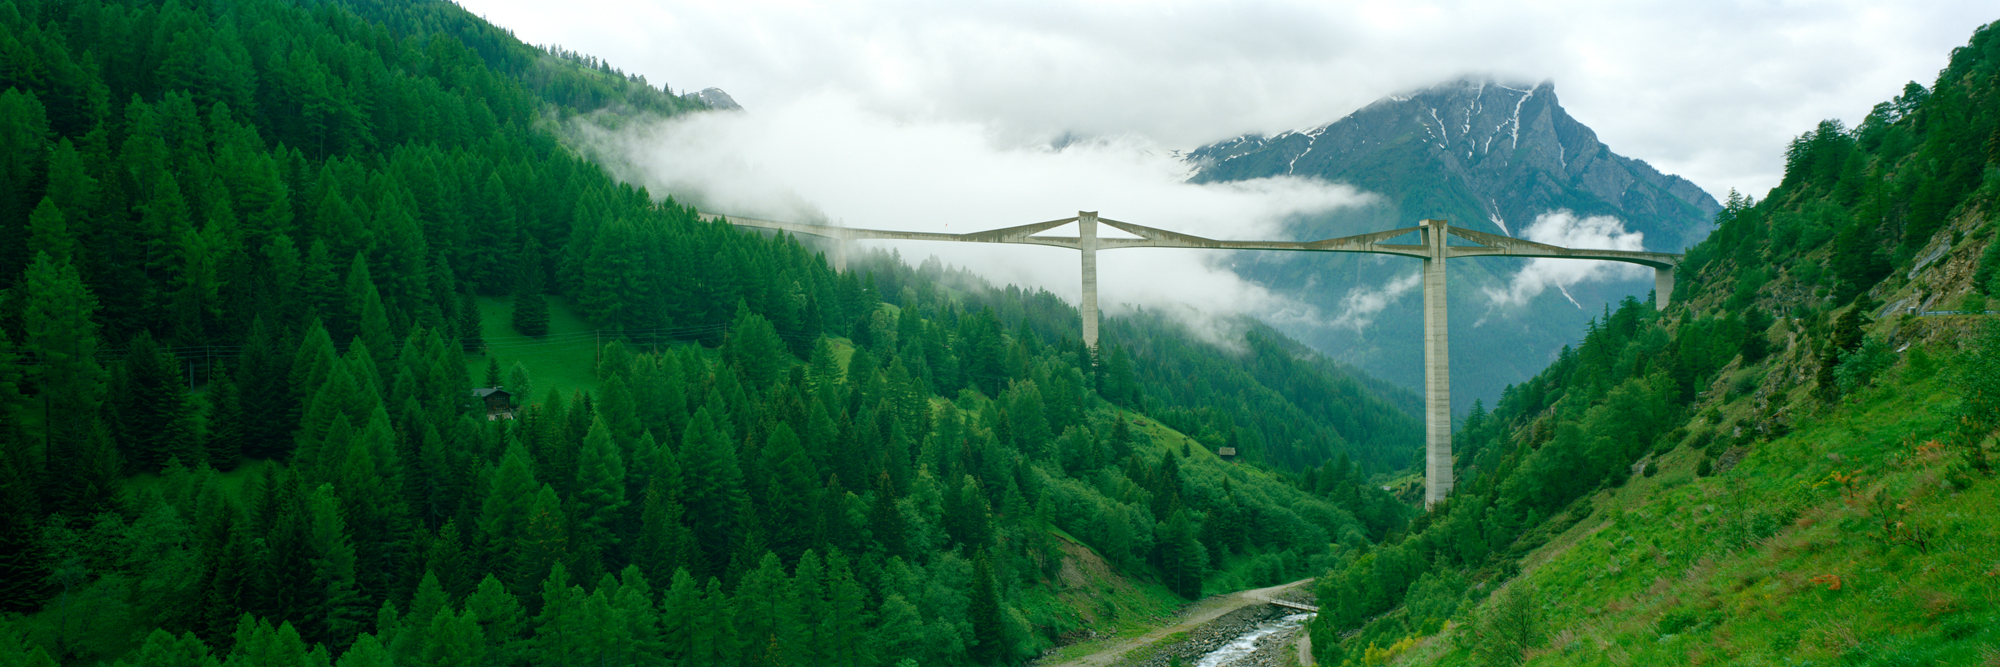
[1420,219,1453,504]
[1079,211,1100,351]
[715,212,1683,509]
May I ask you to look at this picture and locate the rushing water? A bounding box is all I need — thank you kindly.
[1193,612,1315,667]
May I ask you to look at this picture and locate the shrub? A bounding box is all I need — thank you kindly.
[1833,336,1894,395]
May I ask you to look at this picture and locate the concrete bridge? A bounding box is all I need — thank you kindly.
[715,212,1683,507]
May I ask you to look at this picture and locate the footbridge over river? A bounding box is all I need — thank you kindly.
[714,212,1683,507]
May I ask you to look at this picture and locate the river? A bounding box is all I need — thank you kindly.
[1193,612,1315,667]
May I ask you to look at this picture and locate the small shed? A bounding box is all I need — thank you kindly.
[1217,446,1237,460]
[473,387,514,420]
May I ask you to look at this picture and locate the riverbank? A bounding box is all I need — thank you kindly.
[1033,579,1316,667]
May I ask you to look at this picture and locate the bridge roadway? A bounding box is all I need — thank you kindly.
[1265,599,1320,613]
[713,212,1683,508]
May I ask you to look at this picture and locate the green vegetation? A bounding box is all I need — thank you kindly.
[0,0,1429,665]
[1304,18,2000,667]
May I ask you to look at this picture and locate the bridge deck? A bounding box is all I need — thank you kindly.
[1265,599,1319,613]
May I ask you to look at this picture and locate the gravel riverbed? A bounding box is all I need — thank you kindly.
[1129,589,1317,667]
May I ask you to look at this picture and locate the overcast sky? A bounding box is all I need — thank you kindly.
[454,0,1994,344]
[458,0,1992,200]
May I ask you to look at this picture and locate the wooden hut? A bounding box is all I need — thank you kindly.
[472,387,514,420]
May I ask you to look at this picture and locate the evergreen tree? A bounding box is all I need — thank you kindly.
[464,574,528,665]
[24,252,114,513]
[572,416,628,572]
[969,549,1005,664]
[479,443,540,599]
[511,237,550,337]
[679,407,749,581]
[205,371,246,470]
[111,330,200,474]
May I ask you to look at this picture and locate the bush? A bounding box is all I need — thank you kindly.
[1471,585,1542,667]
[1833,336,1895,394]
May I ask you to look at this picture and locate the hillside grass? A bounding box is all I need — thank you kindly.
[467,295,617,401]
[1401,350,2000,666]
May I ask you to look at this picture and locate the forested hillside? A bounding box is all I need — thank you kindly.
[1304,20,2000,666]
[0,0,1429,664]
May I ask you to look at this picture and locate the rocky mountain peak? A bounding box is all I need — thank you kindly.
[689,87,743,111]
[1187,77,1716,251]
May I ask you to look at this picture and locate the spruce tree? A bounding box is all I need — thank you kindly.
[969,549,1005,664]
[465,574,528,664]
[111,330,199,474]
[511,237,550,337]
[679,407,748,581]
[24,252,112,512]
[205,370,246,470]
[573,416,628,572]
[520,484,569,594]
[479,443,540,598]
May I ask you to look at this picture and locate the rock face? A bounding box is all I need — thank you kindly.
[689,87,742,111]
[1180,78,1721,410]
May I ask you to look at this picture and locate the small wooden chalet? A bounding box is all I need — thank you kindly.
[1217,446,1238,461]
[473,387,514,420]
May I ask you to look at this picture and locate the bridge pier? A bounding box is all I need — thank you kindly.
[1421,219,1453,507]
[1654,265,1674,310]
[1080,211,1100,351]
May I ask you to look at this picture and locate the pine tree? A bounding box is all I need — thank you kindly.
[111,330,199,473]
[346,254,395,370]
[679,407,749,581]
[724,301,786,388]
[464,574,528,664]
[731,552,800,666]
[520,484,569,594]
[658,568,702,664]
[28,197,77,268]
[24,252,113,512]
[634,467,694,578]
[205,371,246,470]
[757,423,818,562]
[532,563,583,666]
[573,416,628,573]
[969,549,1005,664]
[479,443,540,598]
[303,482,367,651]
[512,237,550,337]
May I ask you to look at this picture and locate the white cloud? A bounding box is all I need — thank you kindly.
[1328,271,1423,331]
[458,0,1994,200]
[572,93,1375,339]
[1482,210,1650,308]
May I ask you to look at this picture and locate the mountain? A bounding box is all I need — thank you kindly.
[1183,78,1722,409]
[686,87,744,111]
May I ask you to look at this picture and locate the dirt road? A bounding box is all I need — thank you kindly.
[1040,578,1314,667]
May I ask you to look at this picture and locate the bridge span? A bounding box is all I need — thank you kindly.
[715,212,1682,507]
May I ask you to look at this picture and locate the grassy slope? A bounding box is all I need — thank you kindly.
[1394,346,2000,665]
[466,295,618,400]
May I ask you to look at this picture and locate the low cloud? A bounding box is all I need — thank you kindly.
[572,93,1376,342]
[1328,271,1423,331]
[1482,210,1649,308]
